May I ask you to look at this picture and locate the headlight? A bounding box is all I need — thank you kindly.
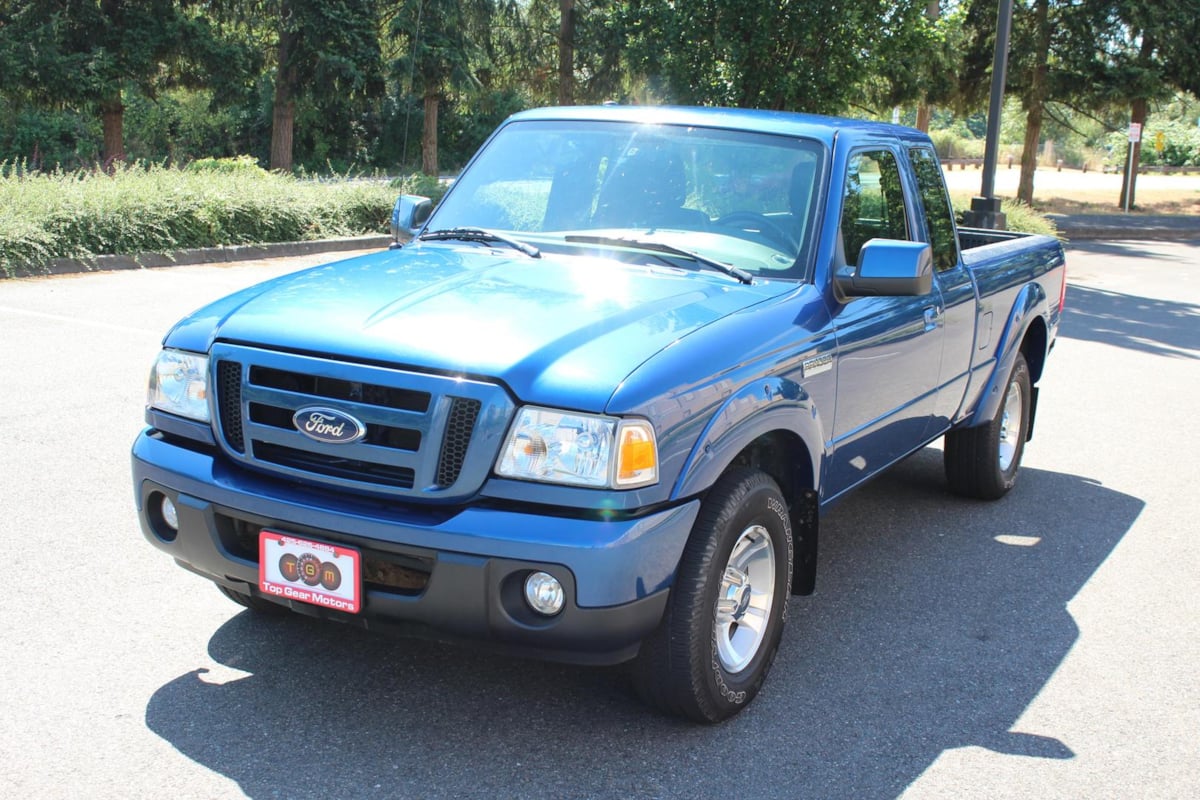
[496,406,658,489]
[148,349,210,422]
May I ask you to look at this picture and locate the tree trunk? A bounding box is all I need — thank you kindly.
[422,92,439,176]
[270,23,297,172]
[915,0,939,133]
[1119,97,1148,210]
[1017,0,1050,205]
[557,0,576,105]
[1017,102,1043,205]
[100,91,125,166]
[915,104,931,132]
[1119,33,1156,210]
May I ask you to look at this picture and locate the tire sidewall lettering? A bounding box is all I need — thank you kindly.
[705,482,793,710]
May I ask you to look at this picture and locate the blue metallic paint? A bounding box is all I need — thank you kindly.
[165,245,790,415]
[961,236,1062,427]
[133,432,698,608]
[134,106,1067,661]
[605,282,834,505]
[967,280,1050,428]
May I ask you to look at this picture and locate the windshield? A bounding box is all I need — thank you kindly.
[427,119,825,280]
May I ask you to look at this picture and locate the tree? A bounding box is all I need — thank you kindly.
[0,0,212,163]
[518,0,625,105]
[557,0,575,105]
[957,0,1200,208]
[861,1,961,121]
[915,1,942,132]
[391,0,517,175]
[620,0,949,115]
[1105,1,1200,208]
[955,0,1105,205]
[1015,0,1052,205]
[253,0,383,171]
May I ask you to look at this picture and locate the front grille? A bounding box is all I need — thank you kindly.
[211,344,511,499]
[436,398,481,487]
[248,365,430,413]
[249,403,422,451]
[217,361,245,453]
[254,442,417,488]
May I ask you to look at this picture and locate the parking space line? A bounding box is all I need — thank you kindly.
[0,305,159,336]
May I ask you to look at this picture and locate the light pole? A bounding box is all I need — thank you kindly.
[962,0,1014,230]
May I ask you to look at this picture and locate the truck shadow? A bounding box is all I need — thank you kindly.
[1062,283,1200,359]
[145,453,1141,799]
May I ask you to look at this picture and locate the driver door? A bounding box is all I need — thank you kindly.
[825,148,944,497]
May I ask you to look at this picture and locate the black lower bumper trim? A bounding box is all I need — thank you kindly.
[143,481,670,667]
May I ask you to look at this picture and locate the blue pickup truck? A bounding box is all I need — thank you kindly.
[133,105,1065,722]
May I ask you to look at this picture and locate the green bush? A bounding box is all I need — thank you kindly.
[930,131,986,160]
[1103,122,1200,168]
[124,88,248,164]
[996,200,1058,237]
[0,100,100,168]
[949,192,1059,238]
[388,172,448,203]
[0,160,397,276]
[184,155,270,176]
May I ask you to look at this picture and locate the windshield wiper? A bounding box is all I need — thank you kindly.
[419,227,541,258]
[564,235,752,285]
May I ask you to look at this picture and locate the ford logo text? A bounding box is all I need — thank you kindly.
[292,407,367,445]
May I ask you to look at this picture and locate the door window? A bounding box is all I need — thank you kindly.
[840,150,909,265]
[909,147,961,272]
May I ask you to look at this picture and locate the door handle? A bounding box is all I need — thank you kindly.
[923,306,940,331]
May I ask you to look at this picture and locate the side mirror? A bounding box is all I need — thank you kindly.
[390,194,433,248]
[835,239,933,297]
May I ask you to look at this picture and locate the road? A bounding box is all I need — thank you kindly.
[1,240,1197,799]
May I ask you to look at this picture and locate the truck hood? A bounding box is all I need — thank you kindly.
[166,243,793,411]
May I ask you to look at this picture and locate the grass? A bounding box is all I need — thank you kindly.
[0,160,438,277]
[941,165,1200,217]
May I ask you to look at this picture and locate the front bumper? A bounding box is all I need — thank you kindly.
[132,430,698,665]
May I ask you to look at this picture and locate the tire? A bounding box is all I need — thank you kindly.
[944,352,1032,500]
[217,583,290,615]
[632,468,793,723]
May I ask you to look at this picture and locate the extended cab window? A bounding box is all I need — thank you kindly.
[909,147,960,271]
[841,150,908,265]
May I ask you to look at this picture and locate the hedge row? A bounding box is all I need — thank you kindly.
[0,159,443,276]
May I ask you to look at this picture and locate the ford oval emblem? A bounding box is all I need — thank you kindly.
[292,407,367,445]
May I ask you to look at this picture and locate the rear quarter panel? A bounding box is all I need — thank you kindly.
[958,233,1065,427]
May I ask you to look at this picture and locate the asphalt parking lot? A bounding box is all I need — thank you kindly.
[1,239,1197,799]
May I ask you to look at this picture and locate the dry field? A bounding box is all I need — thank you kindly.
[942,164,1200,215]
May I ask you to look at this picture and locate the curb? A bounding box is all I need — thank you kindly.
[6,235,392,279]
[1053,226,1200,242]
[1048,214,1200,242]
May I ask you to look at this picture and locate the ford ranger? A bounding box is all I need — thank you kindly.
[132,105,1066,722]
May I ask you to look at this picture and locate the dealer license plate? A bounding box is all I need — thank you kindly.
[259,530,361,614]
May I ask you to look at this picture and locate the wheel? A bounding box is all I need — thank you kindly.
[632,468,793,723]
[715,211,795,250]
[944,352,1032,499]
[217,583,290,615]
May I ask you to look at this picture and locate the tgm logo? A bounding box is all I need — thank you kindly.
[292,407,367,444]
[278,551,343,590]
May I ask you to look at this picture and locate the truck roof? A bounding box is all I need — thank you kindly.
[507,104,934,149]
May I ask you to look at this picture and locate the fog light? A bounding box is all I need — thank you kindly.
[524,571,564,616]
[161,496,179,531]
